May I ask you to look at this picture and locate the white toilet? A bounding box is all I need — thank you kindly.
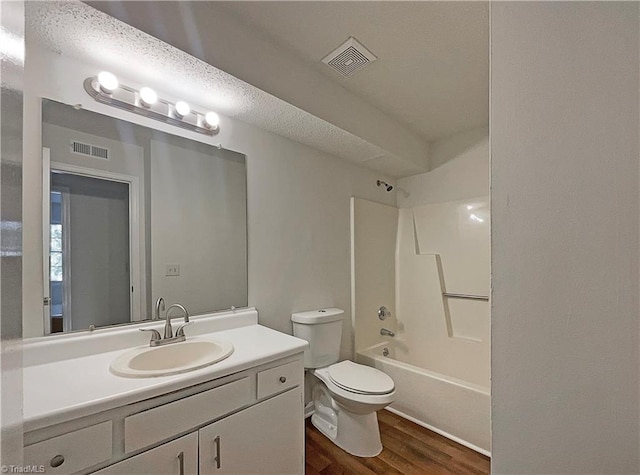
[291,308,395,457]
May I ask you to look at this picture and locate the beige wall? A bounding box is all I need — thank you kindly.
[491,3,639,473]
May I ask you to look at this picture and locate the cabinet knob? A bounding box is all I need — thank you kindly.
[50,454,65,468]
[279,376,287,383]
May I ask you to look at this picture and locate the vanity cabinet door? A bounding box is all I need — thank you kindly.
[92,432,198,475]
[199,389,303,475]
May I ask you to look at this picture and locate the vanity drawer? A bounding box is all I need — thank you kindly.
[124,377,251,453]
[257,360,303,399]
[24,421,112,474]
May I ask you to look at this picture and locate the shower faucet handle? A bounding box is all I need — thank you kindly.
[378,306,391,320]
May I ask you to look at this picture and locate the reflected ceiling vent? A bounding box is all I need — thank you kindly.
[322,37,377,78]
[70,140,110,160]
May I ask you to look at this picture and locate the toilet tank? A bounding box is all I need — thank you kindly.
[291,308,344,368]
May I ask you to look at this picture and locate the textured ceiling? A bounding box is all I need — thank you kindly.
[26,1,392,169]
[27,1,488,177]
[218,1,489,141]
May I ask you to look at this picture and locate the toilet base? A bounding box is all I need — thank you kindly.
[312,384,383,457]
[318,408,383,457]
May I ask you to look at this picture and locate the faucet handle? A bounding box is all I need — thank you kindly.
[175,322,193,338]
[140,328,162,343]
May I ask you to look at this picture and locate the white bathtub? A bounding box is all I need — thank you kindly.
[356,342,491,456]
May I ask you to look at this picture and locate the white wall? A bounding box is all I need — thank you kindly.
[491,3,639,473]
[397,127,488,208]
[23,44,396,360]
[239,120,395,359]
[394,128,490,388]
[151,139,247,315]
[43,123,145,183]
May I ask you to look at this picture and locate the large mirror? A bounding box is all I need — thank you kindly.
[41,99,247,334]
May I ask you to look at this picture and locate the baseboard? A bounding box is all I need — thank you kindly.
[384,407,491,458]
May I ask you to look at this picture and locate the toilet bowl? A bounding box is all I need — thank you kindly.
[311,361,395,457]
[291,308,395,457]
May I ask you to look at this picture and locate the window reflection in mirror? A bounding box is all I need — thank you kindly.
[41,99,248,335]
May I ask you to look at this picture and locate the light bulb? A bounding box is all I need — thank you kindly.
[97,71,118,93]
[139,87,158,107]
[175,101,191,118]
[204,112,220,129]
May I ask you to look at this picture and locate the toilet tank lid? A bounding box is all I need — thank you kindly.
[291,308,344,324]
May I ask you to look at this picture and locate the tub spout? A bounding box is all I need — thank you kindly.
[380,328,395,337]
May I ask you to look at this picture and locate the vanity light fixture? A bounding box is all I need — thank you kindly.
[139,87,158,107]
[84,72,220,136]
[204,112,220,129]
[174,101,191,118]
[97,71,118,94]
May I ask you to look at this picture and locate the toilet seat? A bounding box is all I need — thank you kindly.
[327,361,395,395]
[312,362,396,410]
[316,361,395,396]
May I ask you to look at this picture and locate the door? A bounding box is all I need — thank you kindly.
[49,171,131,331]
[199,389,304,475]
[42,147,139,333]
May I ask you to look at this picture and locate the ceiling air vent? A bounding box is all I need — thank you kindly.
[70,140,109,160]
[322,37,377,78]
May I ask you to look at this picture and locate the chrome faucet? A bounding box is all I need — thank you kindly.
[140,303,191,347]
[154,297,165,320]
[380,328,395,337]
[164,303,190,339]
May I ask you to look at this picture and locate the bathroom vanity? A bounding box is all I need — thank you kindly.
[22,308,307,474]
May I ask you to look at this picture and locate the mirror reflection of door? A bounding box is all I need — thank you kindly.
[48,170,131,333]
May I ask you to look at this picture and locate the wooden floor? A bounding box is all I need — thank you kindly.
[305,410,490,475]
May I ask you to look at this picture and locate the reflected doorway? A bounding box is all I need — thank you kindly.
[46,170,132,333]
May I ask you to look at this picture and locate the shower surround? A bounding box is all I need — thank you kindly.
[351,128,490,454]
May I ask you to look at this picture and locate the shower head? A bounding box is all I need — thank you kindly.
[377,180,393,192]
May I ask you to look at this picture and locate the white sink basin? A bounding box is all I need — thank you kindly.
[110,339,234,378]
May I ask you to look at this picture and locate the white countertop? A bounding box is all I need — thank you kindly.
[22,309,308,432]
